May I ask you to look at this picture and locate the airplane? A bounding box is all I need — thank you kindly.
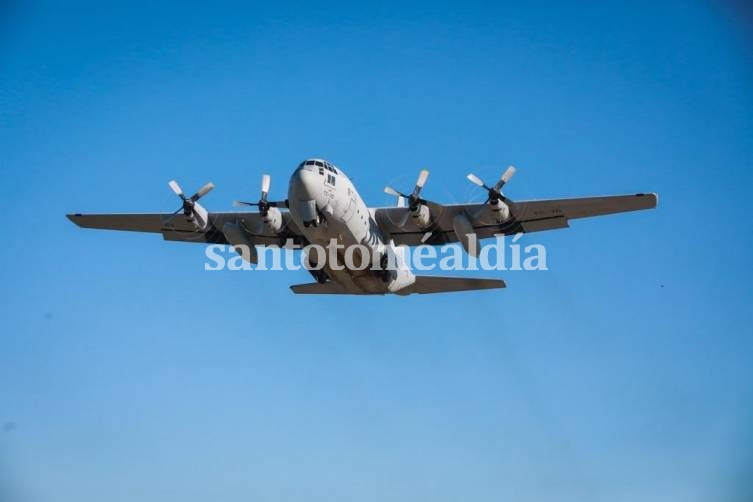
[67,159,658,295]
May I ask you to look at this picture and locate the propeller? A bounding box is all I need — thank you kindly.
[384,169,430,211]
[466,165,516,203]
[168,179,214,219]
[233,174,285,216]
[384,169,431,227]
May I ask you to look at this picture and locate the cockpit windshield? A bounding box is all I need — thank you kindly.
[298,159,338,175]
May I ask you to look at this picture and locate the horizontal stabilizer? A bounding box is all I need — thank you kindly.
[290,276,506,295]
[406,276,505,294]
[290,282,352,295]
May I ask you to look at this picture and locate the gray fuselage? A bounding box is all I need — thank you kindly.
[286,159,414,294]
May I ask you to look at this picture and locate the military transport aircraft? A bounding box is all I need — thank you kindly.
[68,159,657,295]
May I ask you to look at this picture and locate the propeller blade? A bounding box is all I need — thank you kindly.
[494,165,516,191]
[466,173,486,188]
[168,180,184,198]
[191,182,215,201]
[261,174,271,200]
[397,196,406,208]
[502,165,516,182]
[415,169,430,189]
[384,186,403,197]
[411,170,430,198]
[233,200,257,207]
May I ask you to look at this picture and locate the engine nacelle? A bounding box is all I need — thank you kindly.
[411,204,431,228]
[262,207,284,234]
[190,202,211,231]
[489,199,510,222]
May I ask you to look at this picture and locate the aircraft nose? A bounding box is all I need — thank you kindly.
[289,167,319,201]
[288,166,322,226]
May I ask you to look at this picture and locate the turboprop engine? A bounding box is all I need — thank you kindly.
[466,165,516,223]
[447,165,519,257]
[234,174,286,234]
[168,179,215,231]
[384,169,432,229]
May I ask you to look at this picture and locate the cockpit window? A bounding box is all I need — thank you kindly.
[300,159,339,174]
[324,162,338,174]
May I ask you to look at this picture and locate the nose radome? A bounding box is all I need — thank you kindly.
[288,168,319,201]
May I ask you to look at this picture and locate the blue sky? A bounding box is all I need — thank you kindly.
[1,1,752,501]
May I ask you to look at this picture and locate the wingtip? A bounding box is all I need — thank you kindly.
[635,192,659,208]
[66,213,84,227]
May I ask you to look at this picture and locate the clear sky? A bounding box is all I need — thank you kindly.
[1,1,752,501]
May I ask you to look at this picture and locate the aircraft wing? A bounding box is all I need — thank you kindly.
[374,193,658,246]
[67,211,305,246]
